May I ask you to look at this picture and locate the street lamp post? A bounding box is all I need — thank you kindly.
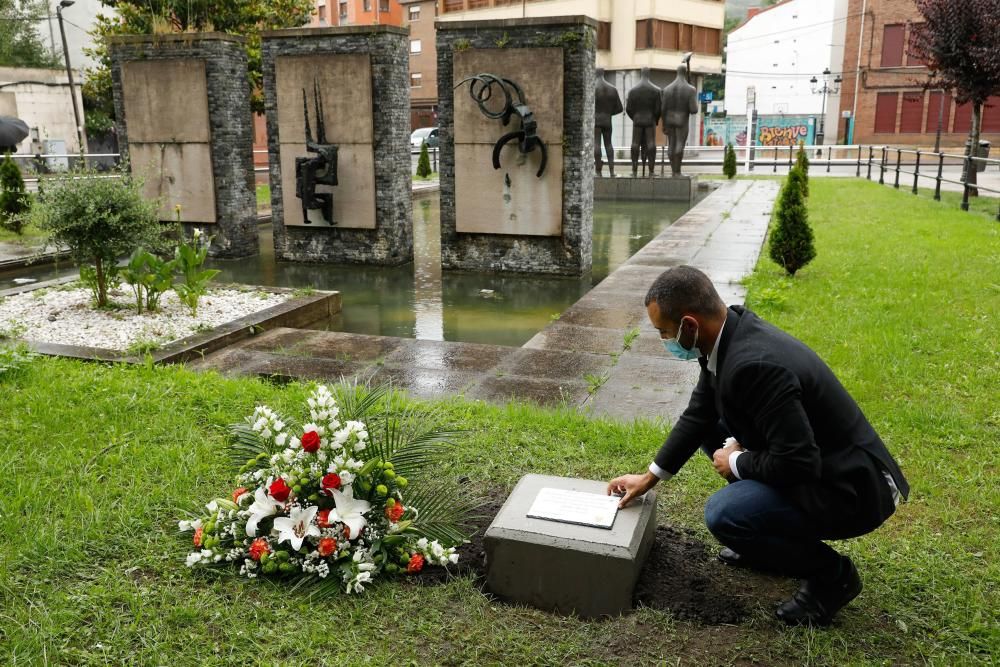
[56,0,84,156]
[809,68,842,147]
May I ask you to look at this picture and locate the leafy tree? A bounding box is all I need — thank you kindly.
[0,0,61,68]
[0,152,30,235]
[910,0,1000,198]
[30,168,162,307]
[723,143,737,179]
[768,166,815,277]
[416,141,432,179]
[84,0,315,131]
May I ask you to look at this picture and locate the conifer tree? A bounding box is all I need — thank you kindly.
[723,143,737,179]
[416,141,433,179]
[768,166,816,276]
[795,142,810,197]
[0,153,30,235]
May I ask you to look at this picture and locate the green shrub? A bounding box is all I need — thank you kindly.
[796,142,810,197]
[416,141,433,179]
[768,165,816,276]
[723,143,737,179]
[172,229,220,316]
[0,152,30,235]
[120,248,175,314]
[30,169,162,307]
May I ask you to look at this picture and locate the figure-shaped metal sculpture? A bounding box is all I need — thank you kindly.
[626,67,661,178]
[594,68,623,178]
[660,53,700,177]
[456,73,547,178]
[295,80,339,225]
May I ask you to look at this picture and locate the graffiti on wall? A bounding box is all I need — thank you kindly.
[704,115,816,146]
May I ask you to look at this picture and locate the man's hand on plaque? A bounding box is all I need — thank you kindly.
[607,471,658,509]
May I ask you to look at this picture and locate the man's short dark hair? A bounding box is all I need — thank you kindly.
[644,266,725,322]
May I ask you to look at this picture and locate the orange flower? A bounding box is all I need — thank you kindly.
[407,553,425,574]
[249,538,271,561]
[232,487,248,503]
[385,503,404,523]
[317,537,337,557]
[193,526,204,548]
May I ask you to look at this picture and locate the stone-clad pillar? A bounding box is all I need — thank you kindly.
[262,26,412,265]
[436,17,596,276]
[109,34,258,258]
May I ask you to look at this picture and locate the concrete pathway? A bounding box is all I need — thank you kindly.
[189,180,778,423]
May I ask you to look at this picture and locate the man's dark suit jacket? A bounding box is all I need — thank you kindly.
[654,306,909,539]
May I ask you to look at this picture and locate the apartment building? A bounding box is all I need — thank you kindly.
[725,0,849,145]
[838,0,1000,148]
[401,0,439,129]
[311,0,405,26]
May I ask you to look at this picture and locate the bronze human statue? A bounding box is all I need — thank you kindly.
[625,67,661,178]
[660,53,700,177]
[594,68,623,177]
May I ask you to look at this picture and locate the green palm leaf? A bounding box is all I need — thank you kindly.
[404,485,485,545]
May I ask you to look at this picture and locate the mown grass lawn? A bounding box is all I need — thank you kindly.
[1,178,997,665]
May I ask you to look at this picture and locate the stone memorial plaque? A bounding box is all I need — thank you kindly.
[526,488,620,529]
[485,474,656,618]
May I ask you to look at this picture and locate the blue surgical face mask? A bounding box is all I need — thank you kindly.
[662,319,699,361]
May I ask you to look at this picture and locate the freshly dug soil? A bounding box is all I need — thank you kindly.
[412,489,790,625]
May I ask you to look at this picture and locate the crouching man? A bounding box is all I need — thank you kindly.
[608,266,908,626]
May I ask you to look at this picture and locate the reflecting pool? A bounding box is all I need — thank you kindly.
[0,194,697,347]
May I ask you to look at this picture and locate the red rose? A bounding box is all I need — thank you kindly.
[249,537,271,561]
[269,478,291,502]
[385,503,404,523]
[317,509,333,529]
[193,526,204,548]
[317,537,337,557]
[231,487,248,503]
[343,524,351,540]
[301,431,321,453]
[320,473,341,495]
[407,553,425,574]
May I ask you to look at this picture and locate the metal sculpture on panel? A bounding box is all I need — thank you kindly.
[660,53,699,177]
[456,73,547,178]
[594,68,623,177]
[295,80,339,225]
[625,67,661,178]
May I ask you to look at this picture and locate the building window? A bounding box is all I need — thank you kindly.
[881,24,905,67]
[410,72,423,87]
[899,92,924,133]
[874,92,898,133]
[596,21,611,51]
[906,22,927,66]
[340,2,347,20]
[410,39,422,54]
[318,5,326,23]
[409,5,420,20]
[380,0,389,10]
[634,19,721,56]
[364,0,372,11]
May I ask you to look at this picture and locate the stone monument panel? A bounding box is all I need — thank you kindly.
[278,143,375,229]
[119,58,216,223]
[274,53,375,229]
[130,142,216,223]
[453,47,563,238]
[454,143,562,236]
[120,59,211,143]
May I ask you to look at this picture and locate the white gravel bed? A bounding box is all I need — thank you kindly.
[0,284,291,352]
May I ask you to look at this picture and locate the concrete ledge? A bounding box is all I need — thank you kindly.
[594,175,698,201]
[18,287,341,365]
[107,32,246,45]
[485,474,656,618]
[263,25,409,38]
[436,15,598,30]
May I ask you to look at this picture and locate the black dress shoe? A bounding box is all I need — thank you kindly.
[776,556,862,626]
[718,547,747,567]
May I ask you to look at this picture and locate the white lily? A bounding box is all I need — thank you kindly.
[330,485,371,539]
[245,487,281,537]
[272,505,321,551]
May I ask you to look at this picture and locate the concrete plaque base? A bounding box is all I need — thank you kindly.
[485,473,656,618]
[594,175,698,202]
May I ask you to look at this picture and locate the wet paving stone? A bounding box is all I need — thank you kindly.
[493,347,615,381]
[382,338,516,373]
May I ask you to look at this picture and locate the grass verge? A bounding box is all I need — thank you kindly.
[0,178,997,664]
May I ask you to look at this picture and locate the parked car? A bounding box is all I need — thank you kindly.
[410,127,439,151]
